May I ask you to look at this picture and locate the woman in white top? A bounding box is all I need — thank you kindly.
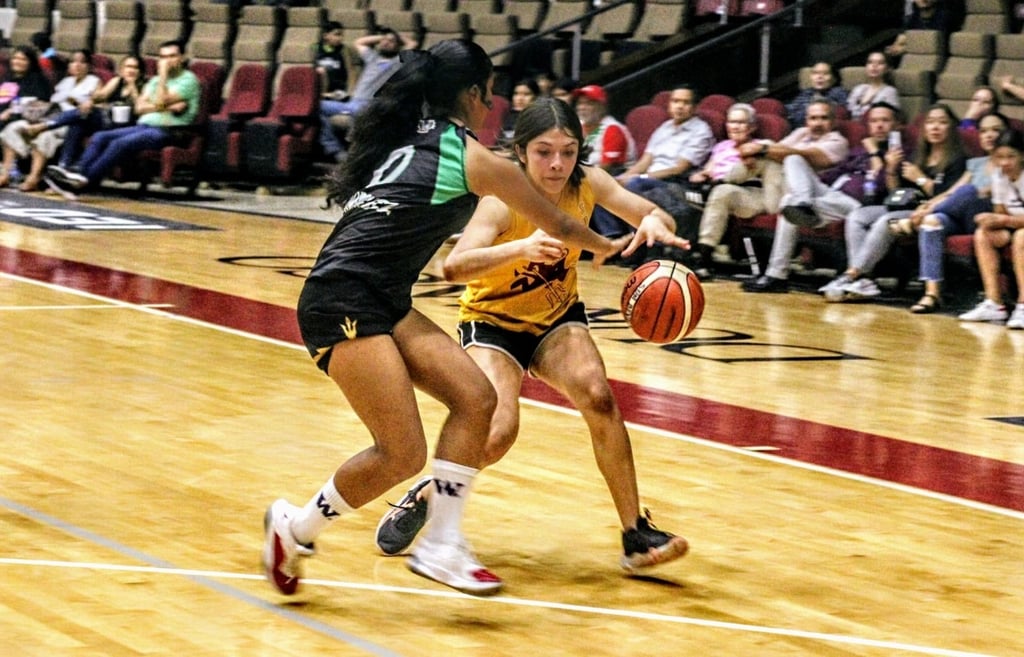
[0,49,99,191]
[846,52,901,120]
[958,128,1024,329]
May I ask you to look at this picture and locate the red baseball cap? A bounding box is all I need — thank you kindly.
[573,85,607,104]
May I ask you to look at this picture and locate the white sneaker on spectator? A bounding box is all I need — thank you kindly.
[1007,304,1024,329]
[819,274,853,301]
[841,278,881,299]
[958,299,1008,323]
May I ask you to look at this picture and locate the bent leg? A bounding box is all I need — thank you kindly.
[533,325,640,530]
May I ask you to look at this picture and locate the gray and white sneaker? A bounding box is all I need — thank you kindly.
[375,476,432,555]
[958,299,1008,323]
[842,277,881,299]
[1007,304,1024,329]
[819,274,853,301]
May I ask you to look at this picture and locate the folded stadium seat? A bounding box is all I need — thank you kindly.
[934,31,993,118]
[959,0,1010,34]
[96,0,144,66]
[330,8,378,45]
[366,0,411,13]
[374,11,425,47]
[837,64,867,93]
[475,93,509,149]
[140,1,192,75]
[203,62,273,178]
[186,3,236,74]
[630,0,689,45]
[223,4,284,94]
[697,93,735,115]
[650,90,672,111]
[989,34,1024,122]
[891,29,946,123]
[52,0,97,55]
[587,0,641,66]
[754,112,789,141]
[243,66,321,181]
[9,0,54,54]
[538,0,596,77]
[835,118,866,145]
[471,14,520,71]
[625,103,669,154]
[502,0,549,35]
[459,0,501,16]
[280,6,327,62]
[413,0,457,14]
[750,96,785,118]
[696,107,726,141]
[421,12,470,50]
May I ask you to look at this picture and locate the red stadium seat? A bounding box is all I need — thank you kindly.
[625,103,669,155]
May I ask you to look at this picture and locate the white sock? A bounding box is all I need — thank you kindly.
[421,459,478,545]
[291,477,353,545]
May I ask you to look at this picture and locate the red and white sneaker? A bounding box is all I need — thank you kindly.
[262,499,306,595]
[407,537,503,596]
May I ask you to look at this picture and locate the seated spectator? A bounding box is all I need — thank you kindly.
[903,111,1008,313]
[846,52,900,120]
[315,21,355,101]
[532,69,557,97]
[959,86,998,130]
[44,40,200,198]
[0,46,53,130]
[318,28,417,162]
[958,128,1024,329]
[574,84,635,175]
[884,0,954,65]
[744,101,896,293]
[551,77,579,104]
[591,86,714,245]
[21,55,145,171]
[500,78,540,146]
[671,102,760,252]
[785,62,848,128]
[0,49,100,191]
[820,103,967,301]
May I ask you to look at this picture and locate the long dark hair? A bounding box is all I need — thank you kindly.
[326,39,493,207]
[914,103,965,173]
[511,97,589,189]
[7,45,43,79]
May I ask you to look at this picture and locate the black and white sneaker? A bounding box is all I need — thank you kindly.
[375,476,432,555]
[43,174,78,201]
[621,510,689,572]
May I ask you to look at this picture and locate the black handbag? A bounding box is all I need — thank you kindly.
[884,187,924,211]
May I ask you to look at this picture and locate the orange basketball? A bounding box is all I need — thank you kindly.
[620,260,705,343]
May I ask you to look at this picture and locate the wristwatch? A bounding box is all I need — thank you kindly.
[916,176,928,187]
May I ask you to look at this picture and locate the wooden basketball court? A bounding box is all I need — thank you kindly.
[1,187,1021,657]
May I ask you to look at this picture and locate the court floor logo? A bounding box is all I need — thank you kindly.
[0,193,214,231]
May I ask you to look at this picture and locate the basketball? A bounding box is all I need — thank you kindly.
[620,260,705,343]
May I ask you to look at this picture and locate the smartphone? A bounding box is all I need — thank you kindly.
[889,131,902,150]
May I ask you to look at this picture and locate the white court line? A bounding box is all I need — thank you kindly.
[0,558,1001,657]
[7,269,1024,523]
[0,303,174,311]
[2,270,1020,655]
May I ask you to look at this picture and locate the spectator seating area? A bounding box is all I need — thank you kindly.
[0,0,1018,296]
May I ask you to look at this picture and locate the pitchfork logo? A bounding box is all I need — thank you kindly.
[432,479,465,498]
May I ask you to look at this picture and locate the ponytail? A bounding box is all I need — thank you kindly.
[326,40,493,207]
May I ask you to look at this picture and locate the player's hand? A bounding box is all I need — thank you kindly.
[522,230,567,264]
[622,214,690,256]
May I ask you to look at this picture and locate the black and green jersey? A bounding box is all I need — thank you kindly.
[306,118,478,318]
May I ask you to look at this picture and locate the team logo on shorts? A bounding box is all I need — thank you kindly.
[341,317,358,339]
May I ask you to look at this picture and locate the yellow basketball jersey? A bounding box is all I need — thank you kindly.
[457,177,596,335]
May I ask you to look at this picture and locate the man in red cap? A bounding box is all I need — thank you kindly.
[573,84,636,175]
